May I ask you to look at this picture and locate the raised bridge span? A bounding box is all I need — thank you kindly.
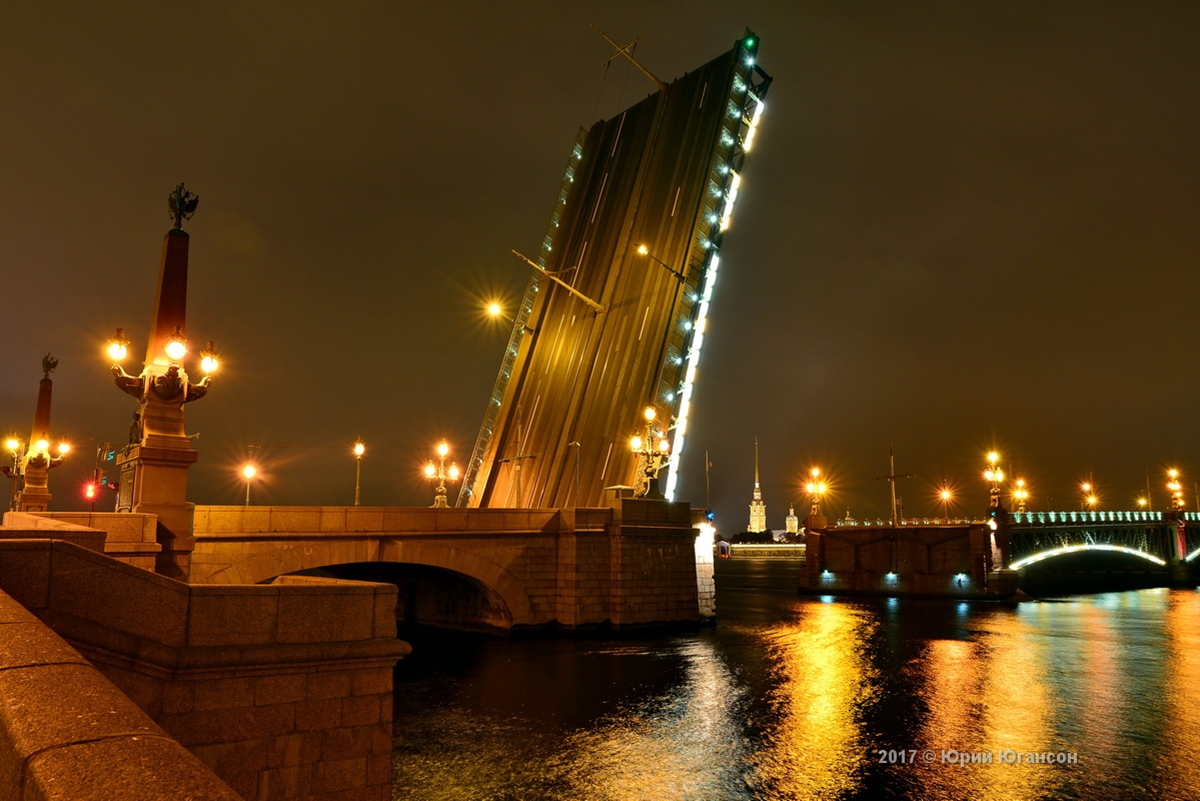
[188,500,706,633]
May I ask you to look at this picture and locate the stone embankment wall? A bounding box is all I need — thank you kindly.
[0,538,408,801]
[0,588,242,800]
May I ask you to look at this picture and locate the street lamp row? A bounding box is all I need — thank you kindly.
[237,439,461,508]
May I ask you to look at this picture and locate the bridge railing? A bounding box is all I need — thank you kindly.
[832,510,1200,528]
[1010,510,1173,525]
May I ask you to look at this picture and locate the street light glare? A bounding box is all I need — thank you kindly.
[57,442,70,455]
[242,464,257,480]
[353,440,365,457]
[987,451,999,464]
[165,337,188,362]
[636,244,649,255]
[643,406,656,421]
[436,441,449,458]
[487,302,502,317]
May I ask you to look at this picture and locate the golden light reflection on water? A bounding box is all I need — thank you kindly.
[745,602,876,800]
[394,578,1200,801]
[1162,590,1200,800]
[554,638,749,800]
[909,610,1058,801]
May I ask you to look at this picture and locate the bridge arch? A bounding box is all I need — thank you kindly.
[1010,544,1168,571]
[210,539,534,627]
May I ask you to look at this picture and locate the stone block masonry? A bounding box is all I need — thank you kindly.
[0,539,409,801]
[0,588,242,800]
[191,499,704,633]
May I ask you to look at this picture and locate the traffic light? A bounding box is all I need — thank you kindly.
[84,483,97,500]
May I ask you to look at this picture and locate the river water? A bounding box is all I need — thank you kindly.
[391,559,1200,801]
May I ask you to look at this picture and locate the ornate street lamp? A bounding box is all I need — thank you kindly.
[353,439,365,506]
[630,406,670,499]
[805,467,827,517]
[1167,469,1185,511]
[101,184,220,578]
[1081,481,1097,511]
[2,356,71,512]
[984,451,1004,511]
[1013,478,1029,514]
[424,441,460,508]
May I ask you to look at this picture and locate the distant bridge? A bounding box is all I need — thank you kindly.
[803,510,1199,597]
[1006,509,1200,570]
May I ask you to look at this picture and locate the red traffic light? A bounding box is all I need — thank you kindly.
[84,483,97,500]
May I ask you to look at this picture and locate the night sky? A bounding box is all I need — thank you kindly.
[4,3,1199,530]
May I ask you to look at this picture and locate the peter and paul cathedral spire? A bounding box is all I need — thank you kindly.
[748,438,767,533]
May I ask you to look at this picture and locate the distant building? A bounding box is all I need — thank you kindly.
[748,438,767,533]
[785,504,799,535]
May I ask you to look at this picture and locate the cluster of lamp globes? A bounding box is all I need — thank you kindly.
[105,327,220,375]
[984,451,1185,511]
[5,437,70,462]
[630,406,670,455]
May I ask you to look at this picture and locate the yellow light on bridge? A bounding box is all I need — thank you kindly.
[200,341,220,374]
[241,464,257,480]
[56,442,70,456]
[106,328,131,363]
[424,462,436,478]
[164,329,188,362]
[436,441,449,459]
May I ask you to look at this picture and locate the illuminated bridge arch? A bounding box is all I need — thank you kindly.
[1010,544,1168,571]
[1004,511,1200,571]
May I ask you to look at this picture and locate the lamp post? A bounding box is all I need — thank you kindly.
[938,485,953,521]
[984,451,1004,511]
[1013,478,1028,514]
[635,244,686,282]
[1167,469,1185,510]
[630,406,670,500]
[3,438,21,510]
[424,441,460,508]
[805,467,827,517]
[353,439,365,506]
[1081,481,1097,511]
[241,464,257,506]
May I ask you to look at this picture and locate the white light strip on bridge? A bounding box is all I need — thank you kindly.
[664,253,721,501]
[1010,544,1167,571]
[742,97,765,153]
[719,172,741,232]
[1186,546,1200,563]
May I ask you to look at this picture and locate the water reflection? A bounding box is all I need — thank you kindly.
[393,563,1200,801]
[747,603,875,800]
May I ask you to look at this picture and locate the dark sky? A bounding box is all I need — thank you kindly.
[4,3,1200,529]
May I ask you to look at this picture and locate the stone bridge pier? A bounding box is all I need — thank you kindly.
[190,499,703,634]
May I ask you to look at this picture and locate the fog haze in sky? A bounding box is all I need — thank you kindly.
[3,3,1199,528]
